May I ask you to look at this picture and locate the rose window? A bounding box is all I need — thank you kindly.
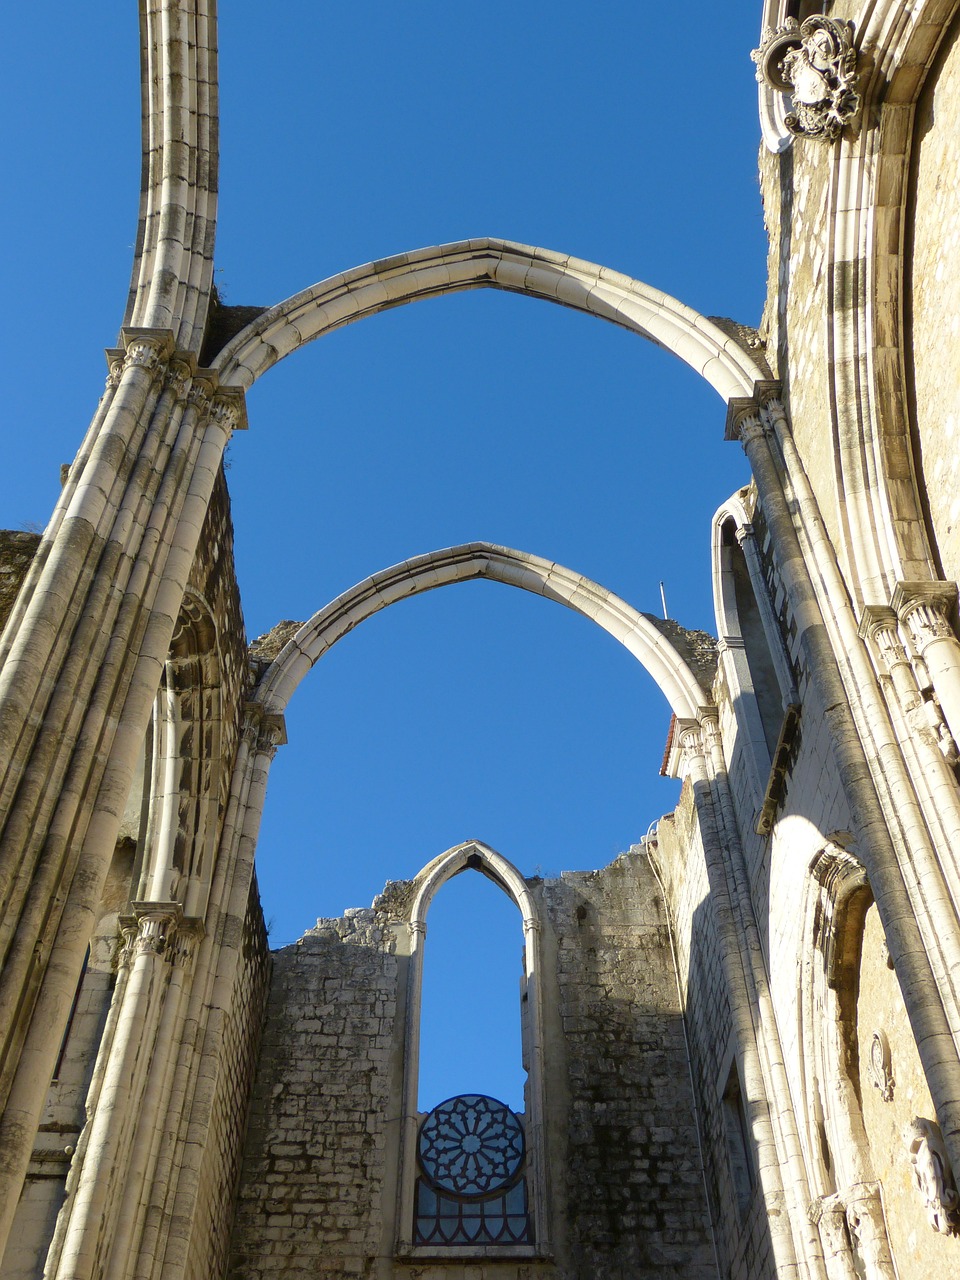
[414,1094,531,1246]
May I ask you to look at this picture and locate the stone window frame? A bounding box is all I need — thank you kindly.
[135,589,223,918]
[395,840,549,1260]
[712,494,800,829]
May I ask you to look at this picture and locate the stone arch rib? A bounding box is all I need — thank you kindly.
[213,238,769,402]
[253,542,712,725]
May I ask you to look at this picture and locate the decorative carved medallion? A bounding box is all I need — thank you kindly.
[868,1030,895,1102]
[752,17,860,142]
[907,1117,960,1234]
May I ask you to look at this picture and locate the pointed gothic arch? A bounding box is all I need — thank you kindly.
[252,542,714,743]
[397,840,548,1257]
[212,237,770,403]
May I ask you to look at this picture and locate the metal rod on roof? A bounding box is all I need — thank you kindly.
[659,581,668,620]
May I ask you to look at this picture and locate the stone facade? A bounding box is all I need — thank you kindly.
[4,3,960,1279]
[229,852,716,1280]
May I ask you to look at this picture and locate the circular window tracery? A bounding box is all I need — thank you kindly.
[418,1094,525,1197]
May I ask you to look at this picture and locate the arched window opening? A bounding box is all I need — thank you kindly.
[722,518,784,759]
[417,869,526,1113]
[399,842,546,1256]
[713,501,799,829]
[136,592,222,917]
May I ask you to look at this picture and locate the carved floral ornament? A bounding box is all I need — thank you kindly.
[752,17,860,142]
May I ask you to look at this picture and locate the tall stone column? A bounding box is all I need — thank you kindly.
[676,717,807,1279]
[144,707,282,1280]
[0,338,246,1262]
[50,903,199,1280]
[728,393,960,1189]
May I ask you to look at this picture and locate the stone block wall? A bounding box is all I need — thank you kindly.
[907,9,960,585]
[534,856,719,1280]
[186,879,272,1280]
[0,531,41,633]
[228,853,718,1280]
[228,907,401,1279]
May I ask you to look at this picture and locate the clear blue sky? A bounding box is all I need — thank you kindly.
[2,4,768,1110]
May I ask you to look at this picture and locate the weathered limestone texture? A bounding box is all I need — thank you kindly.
[6,3,960,1278]
[230,854,717,1280]
[535,856,719,1279]
[908,11,960,584]
[229,907,401,1279]
[0,532,40,631]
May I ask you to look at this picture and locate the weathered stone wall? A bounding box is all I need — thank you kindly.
[186,879,272,1280]
[0,531,41,634]
[228,906,402,1280]
[856,903,960,1272]
[907,10,960,584]
[534,856,719,1280]
[228,853,719,1280]
[185,467,250,809]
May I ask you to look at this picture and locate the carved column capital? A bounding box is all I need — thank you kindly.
[120,327,176,374]
[892,581,958,652]
[104,349,127,390]
[859,605,908,670]
[118,902,181,962]
[675,717,705,766]
[165,354,197,401]
[242,702,288,757]
[724,401,765,445]
[208,385,249,433]
[186,372,219,414]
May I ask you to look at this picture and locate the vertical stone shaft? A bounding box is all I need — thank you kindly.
[680,722,803,1278]
[740,400,960,1177]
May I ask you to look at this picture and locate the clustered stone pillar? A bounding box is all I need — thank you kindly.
[678,715,827,1279]
[0,328,246,1262]
[729,394,960,1188]
[47,904,201,1280]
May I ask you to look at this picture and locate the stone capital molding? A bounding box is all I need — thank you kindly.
[117,901,203,964]
[858,605,908,667]
[209,384,249,433]
[752,16,860,142]
[724,399,764,444]
[676,717,704,762]
[891,582,959,661]
[242,701,288,753]
[724,381,783,442]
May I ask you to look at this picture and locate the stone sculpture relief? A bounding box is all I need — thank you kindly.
[868,1030,895,1103]
[752,16,860,141]
[907,1118,960,1234]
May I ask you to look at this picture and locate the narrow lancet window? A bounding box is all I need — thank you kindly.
[400,843,544,1255]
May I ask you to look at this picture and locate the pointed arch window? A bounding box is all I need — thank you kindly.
[713,496,800,833]
[396,842,548,1259]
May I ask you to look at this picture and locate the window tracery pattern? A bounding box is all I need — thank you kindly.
[414,1094,532,1246]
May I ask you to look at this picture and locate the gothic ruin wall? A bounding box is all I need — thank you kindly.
[908,10,960,585]
[227,853,719,1280]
